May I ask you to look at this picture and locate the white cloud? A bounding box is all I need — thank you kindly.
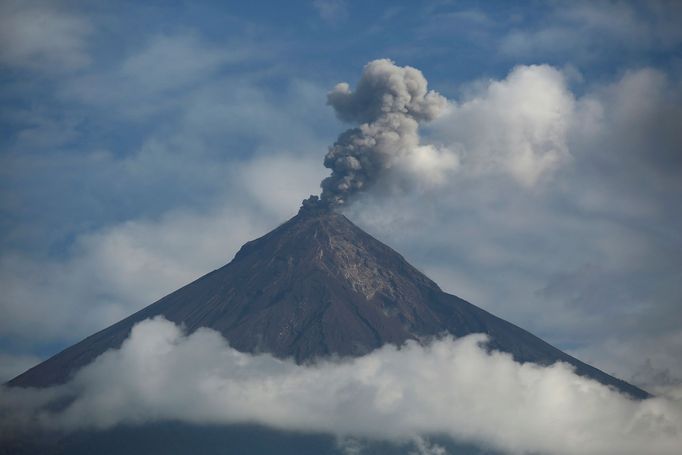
[313,0,348,23]
[434,64,577,187]
[394,145,459,189]
[2,317,681,455]
[119,33,245,94]
[409,437,448,455]
[236,152,328,218]
[0,0,92,72]
[498,2,682,61]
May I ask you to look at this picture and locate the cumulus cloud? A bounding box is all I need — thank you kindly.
[2,317,682,455]
[434,64,577,187]
[0,0,92,72]
[319,59,455,207]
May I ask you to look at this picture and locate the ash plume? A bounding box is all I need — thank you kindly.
[314,59,448,208]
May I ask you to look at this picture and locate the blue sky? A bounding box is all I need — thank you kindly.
[1,0,681,396]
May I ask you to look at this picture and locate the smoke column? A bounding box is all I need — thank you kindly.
[312,59,448,208]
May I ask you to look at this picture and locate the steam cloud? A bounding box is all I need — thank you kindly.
[318,59,453,207]
[3,317,681,455]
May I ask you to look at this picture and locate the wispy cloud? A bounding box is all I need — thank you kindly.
[499,1,682,62]
[313,0,349,24]
[0,0,92,72]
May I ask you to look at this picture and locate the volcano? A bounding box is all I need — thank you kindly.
[8,201,647,399]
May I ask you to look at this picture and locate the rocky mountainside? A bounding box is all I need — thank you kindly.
[8,202,648,399]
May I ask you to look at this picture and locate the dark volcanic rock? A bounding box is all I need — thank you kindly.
[8,205,648,398]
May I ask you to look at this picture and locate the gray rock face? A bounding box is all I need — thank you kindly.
[8,205,648,399]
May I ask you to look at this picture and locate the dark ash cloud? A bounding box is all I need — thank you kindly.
[319,59,453,207]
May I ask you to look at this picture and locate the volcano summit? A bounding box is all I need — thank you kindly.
[8,199,647,400]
